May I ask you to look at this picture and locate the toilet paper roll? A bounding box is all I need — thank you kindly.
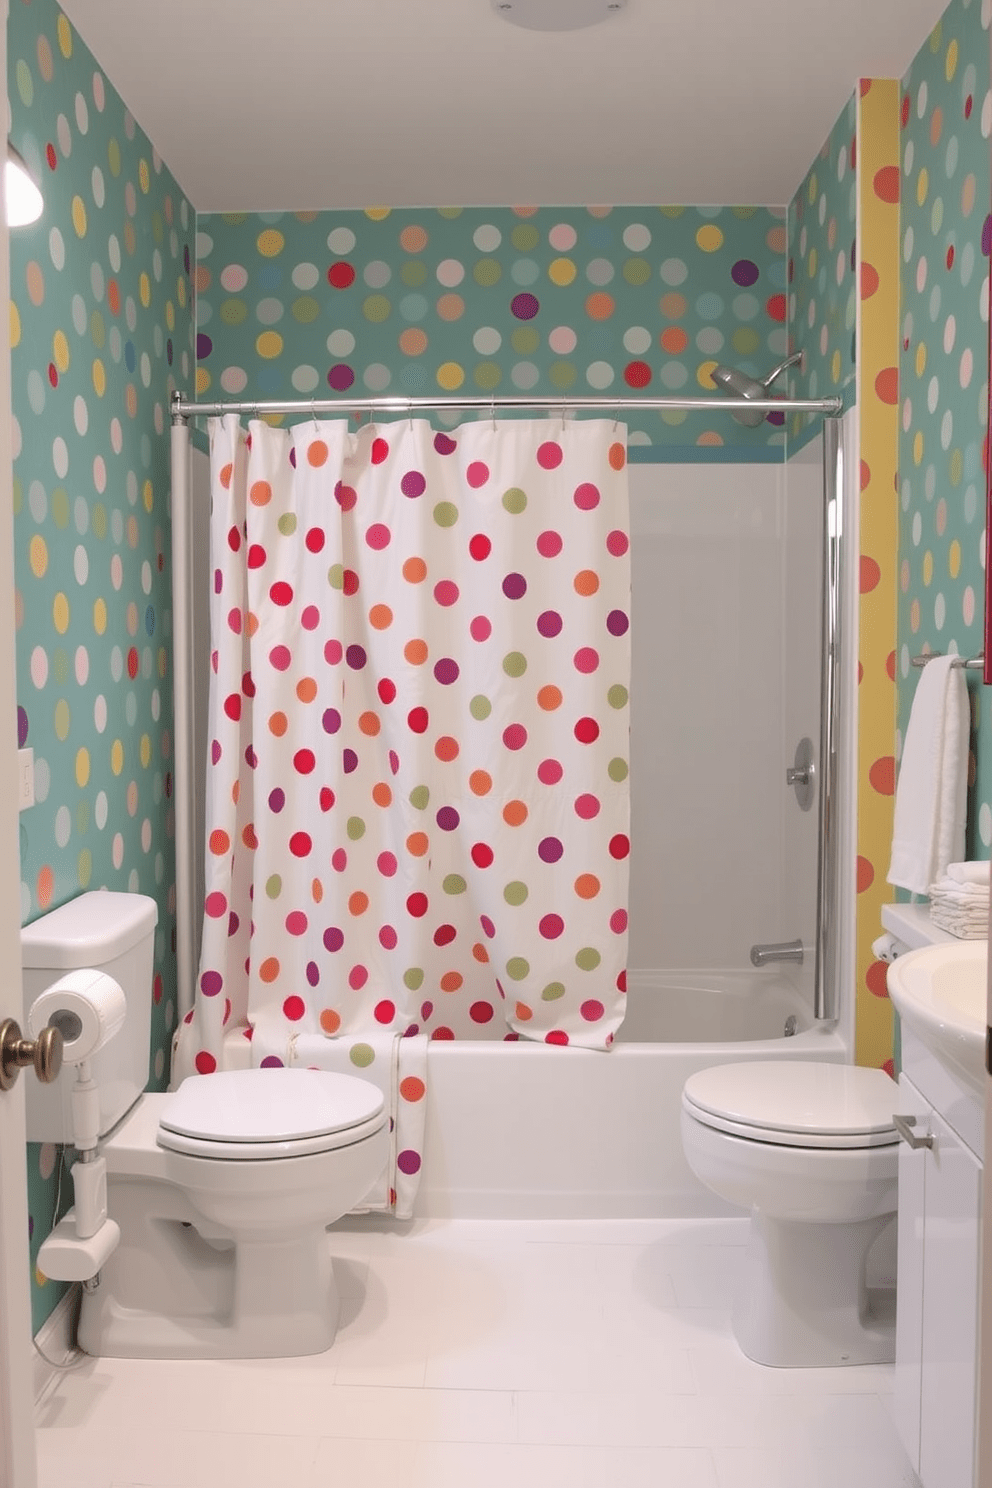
[870,932,901,964]
[29,968,127,1064]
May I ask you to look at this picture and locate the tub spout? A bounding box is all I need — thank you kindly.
[750,939,804,968]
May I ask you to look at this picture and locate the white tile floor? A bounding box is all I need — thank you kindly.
[35,1217,916,1488]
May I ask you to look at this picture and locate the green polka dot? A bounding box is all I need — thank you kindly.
[291,296,320,324]
[77,849,92,887]
[950,449,963,485]
[346,816,366,840]
[363,294,391,323]
[732,326,761,356]
[107,138,121,177]
[51,489,69,528]
[11,478,21,516]
[220,298,248,325]
[400,261,428,286]
[277,513,297,536]
[470,694,492,720]
[90,312,105,349]
[549,361,577,389]
[506,956,530,981]
[92,504,107,538]
[504,880,528,906]
[403,966,424,990]
[511,224,540,251]
[76,800,89,834]
[503,651,527,677]
[474,361,502,390]
[52,650,68,685]
[265,874,282,898]
[511,326,539,355]
[541,981,566,1001]
[473,258,502,286]
[433,501,458,527]
[443,873,467,894]
[502,487,527,514]
[15,59,33,107]
[328,563,344,589]
[622,257,651,286]
[54,700,70,740]
[350,1043,375,1068]
[608,757,629,782]
[607,684,628,709]
[409,784,430,810]
[575,947,601,971]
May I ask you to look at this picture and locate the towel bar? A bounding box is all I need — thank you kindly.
[910,651,984,670]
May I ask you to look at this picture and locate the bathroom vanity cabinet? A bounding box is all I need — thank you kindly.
[894,1035,983,1488]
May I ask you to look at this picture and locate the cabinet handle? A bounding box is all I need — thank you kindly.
[893,1113,934,1150]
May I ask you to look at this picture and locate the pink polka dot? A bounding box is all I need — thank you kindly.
[573,647,599,673]
[537,530,563,557]
[301,605,320,630]
[537,758,563,784]
[349,964,369,990]
[205,891,228,918]
[269,644,292,671]
[377,851,398,876]
[434,579,459,606]
[539,913,564,939]
[366,522,391,549]
[503,723,528,750]
[467,461,490,488]
[332,847,348,871]
[574,482,600,510]
[374,999,396,1023]
[283,995,306,1021]
[574,793,600,818]
[537,441,563,470]
[580,1000,605,1022]
[324,639,343,664]
[379,925,398,949]
[607,529,629,556]
[610,908,628,933]
[285,910,308,935]
[470,615,492,641]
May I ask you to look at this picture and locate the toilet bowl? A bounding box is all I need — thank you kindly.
[22,892,390,1360]
[681,1060,899,1367]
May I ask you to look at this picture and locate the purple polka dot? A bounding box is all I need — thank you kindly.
[421,999,434,1021]
[511,292,539,320]
[537,530,563,558]
[434,657,460,685]
[983,213,992,257]
[196,331,213,360]
[766,410,785,426]
[731,259,759,287]
[306,961,320,986]
[539,914,564,939]
[537,610,563,637]
[480,915,496,938]
[268,787,285,813]
[343,748,359,773]
[538,758,563,784]
[260,1055,285,1068]
[397,1149,422,1175]
[437,806,460,830]
[346,644,368,669]
[434,433,457,455]
[328,363,355,391]
[200,970,223,996]
[538,836,564,863]
[401,470,427,498]
[389,749,400,774]
[17,707,27,747]
[324,926,344,952]
[502,572,527,600]
[211,739,222,765]
[606,609,629,637]
[323,708,342,733]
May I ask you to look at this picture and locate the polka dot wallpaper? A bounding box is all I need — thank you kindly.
[196,207,791,454]
[898,0,992,854]
[8,0,195,1331]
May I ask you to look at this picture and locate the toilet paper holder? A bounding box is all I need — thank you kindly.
[0,1017,63,1091]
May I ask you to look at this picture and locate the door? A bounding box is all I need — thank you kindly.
[0,0,40,1480]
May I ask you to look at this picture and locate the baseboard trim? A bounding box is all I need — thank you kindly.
[32,1286,80,1403]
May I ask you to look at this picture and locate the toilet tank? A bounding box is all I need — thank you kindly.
[21,891,158,1144]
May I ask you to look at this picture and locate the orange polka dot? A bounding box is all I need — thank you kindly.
[608,442,626,470]
[399,1075,426,1101]
[575,873,601,899]
[249,480,272,506]
[246,611,259,638]
[359,711,381,736]
[660,292,687,318]
[296,677,317,704]
[440,971,463,992]
[866,961,890,998]
[856,855,875,893]
[37,865,53,910]
[537,685,562,710]
[259,957,280,983]
[860,262,879,299]
[503,799,528,826]
[405,638,428,665]
[435,735,459,762]
[372,782,393,807]
[369,603,393,630]
[399,327,428,356]
[242,824,258,849]
[868,756,895,795]
[470,770,492,795]
[885,651,896,681]
[586,292,615,320]
[403,556,427,583]
[407,831,429,856]
[312,878,323,903]
[219,463,233,489]
[307,440,329,467]
[320,1008,341,1034]
[660,326,688,354]
[232,780,241,806]
[399,224,428,253]
[348,891,369,916]
[515,1001,533,1022]
[860,459,871,491]
[874,367,898,404]
[574,569,600,596]
[860,556,881,592]
[436,293,464,321]
[269,711,288,736]
[472,942,490,963]
[929,106,942,148]
[209,829,230,855]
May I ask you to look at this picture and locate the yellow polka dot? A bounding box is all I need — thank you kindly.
[52,330,69,373]
[54,700,70,741]
[143,479,153,512]
[92,359,106,396]
[165,300,175,331]
[950,448,963,485]
[139,272,150,307]
[195,365,211,393]
[436,361,465,390]
[75,748,89,787]
[945,38,958,80]
[71,196,87,238]
[9,301,20,349]
[56,13,72,56]
[695,224,724,253]
[177,278,187,308]
[922,550,933,586]
[807,248,818,278]
[138,159,150,194]
[140,734,151,768]
[93,597,107,634]
[52,593,69,634]
[949,539,961,579]
[548,257,577,286]
[696,359,718,389]
[831,349,841,384]
[77,849,91,888]
[365,207,391,220]
[256,229,284,257]
[29,535,47,577]
[916,168,929,207]
[915,342,927,377]
[913,430,924,466]
[808,173,818,204]
[256,331,283,359]
[111,740,124,776]
[107,138,121,177]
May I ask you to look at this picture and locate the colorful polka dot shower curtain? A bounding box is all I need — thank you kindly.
[178,411,631,1072]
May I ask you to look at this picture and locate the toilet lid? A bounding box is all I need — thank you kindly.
[158,1068,385,1148]
[682,1061,899,1149]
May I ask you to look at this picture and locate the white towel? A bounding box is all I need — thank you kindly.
[946,860,990,885]
[887,655,969,894]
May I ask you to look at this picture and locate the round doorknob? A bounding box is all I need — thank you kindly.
[0,1018,63,1091]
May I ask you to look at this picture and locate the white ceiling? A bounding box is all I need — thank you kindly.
[59,0,951,213]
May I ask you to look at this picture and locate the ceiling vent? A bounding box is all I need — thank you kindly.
[491,0,627,32]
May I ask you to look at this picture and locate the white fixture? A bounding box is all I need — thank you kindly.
[6,144,42,227]
[22,891,389,1359]
[886,939,985,1097]
[681,1060,899,1366]
[17,748,33,811]
[490,0,625,31]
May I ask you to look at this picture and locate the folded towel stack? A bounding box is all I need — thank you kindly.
[928,860,990,938]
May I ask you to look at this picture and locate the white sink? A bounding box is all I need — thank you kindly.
[886,940,987,1097]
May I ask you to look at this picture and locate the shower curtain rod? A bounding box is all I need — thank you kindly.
[171,390,844,422]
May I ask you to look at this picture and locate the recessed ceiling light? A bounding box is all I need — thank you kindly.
[491,0,627,32]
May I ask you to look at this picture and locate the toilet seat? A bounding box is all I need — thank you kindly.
[157,1068,387,1160]
[682,1061,898,1150]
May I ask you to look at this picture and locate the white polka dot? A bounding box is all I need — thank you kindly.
[659,258,688,287]
[73,544,88,585]
[473,224,502,252]
[548,325,577,355]
[73,395,88,437]
[586,258,615,286]
[48,227,65,271]
[112,832,124,870]
[95,789,108,828]
[71,294,87,334]
[108,233,121,273]
[917,80,928,118]
[510,361,539,390]
[585,361,615,390]
[141,818,152,853]
[74,91,88,134]
[362,363,390,391]
[622,223,651,252]
[363,260,391,289]
[473,326,502,355]
[30,647,48,689]
[291,261,319,292]
[980,801,992,847]
[941,409,953,449]
[436,259,465,288]
[903,225,914,263]
[836,250,846,286]
[33,757,49,802]
[56,113,71,157]
[964,586,976,625]
[623,326,652,355]
[91,166,104,209]
[110,554,123,591]
[696,327,724,355]
[255,297,283,325]
[983,89,992,139]
[916,256,928,293]
[153,1047,165,1080]
[290,364,320,394]
[902,397,913,433]
[927,376,940,414]
[52,437,68,478]
[837,144,847,182]
[219,366,248,394]
[38,1143,57,1181]
[327,227,356,254]
[195,230,213,261]
[327,329,355,357]
[934,591,946,631]
[55,805,71,849]
[912,511,922,546]
[961,347,974,387]
[900,644,911,679]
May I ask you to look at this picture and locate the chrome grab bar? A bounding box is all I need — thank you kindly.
[893,1114,934,1150]
[750,939,804,968]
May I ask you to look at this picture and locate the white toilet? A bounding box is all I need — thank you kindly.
[681,1060,899,1367]
[22,891,389,1359]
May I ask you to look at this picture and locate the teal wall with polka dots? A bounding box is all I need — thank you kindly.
[8,0,195,1331]
[195,207,792,456]
[897,0,992,852]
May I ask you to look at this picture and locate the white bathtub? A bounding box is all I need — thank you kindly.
[413,968,847,1220]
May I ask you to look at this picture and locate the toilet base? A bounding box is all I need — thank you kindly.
[733,1209,896,1368]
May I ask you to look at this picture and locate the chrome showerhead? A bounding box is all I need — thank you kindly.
[711,351,804,427]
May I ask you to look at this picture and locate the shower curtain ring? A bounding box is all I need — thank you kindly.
[407,399,413,432]
[560,398,567,434]
[613,404,621,432]
[491,395,496,433]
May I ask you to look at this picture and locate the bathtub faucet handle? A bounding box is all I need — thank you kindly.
[750,939,804,968]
